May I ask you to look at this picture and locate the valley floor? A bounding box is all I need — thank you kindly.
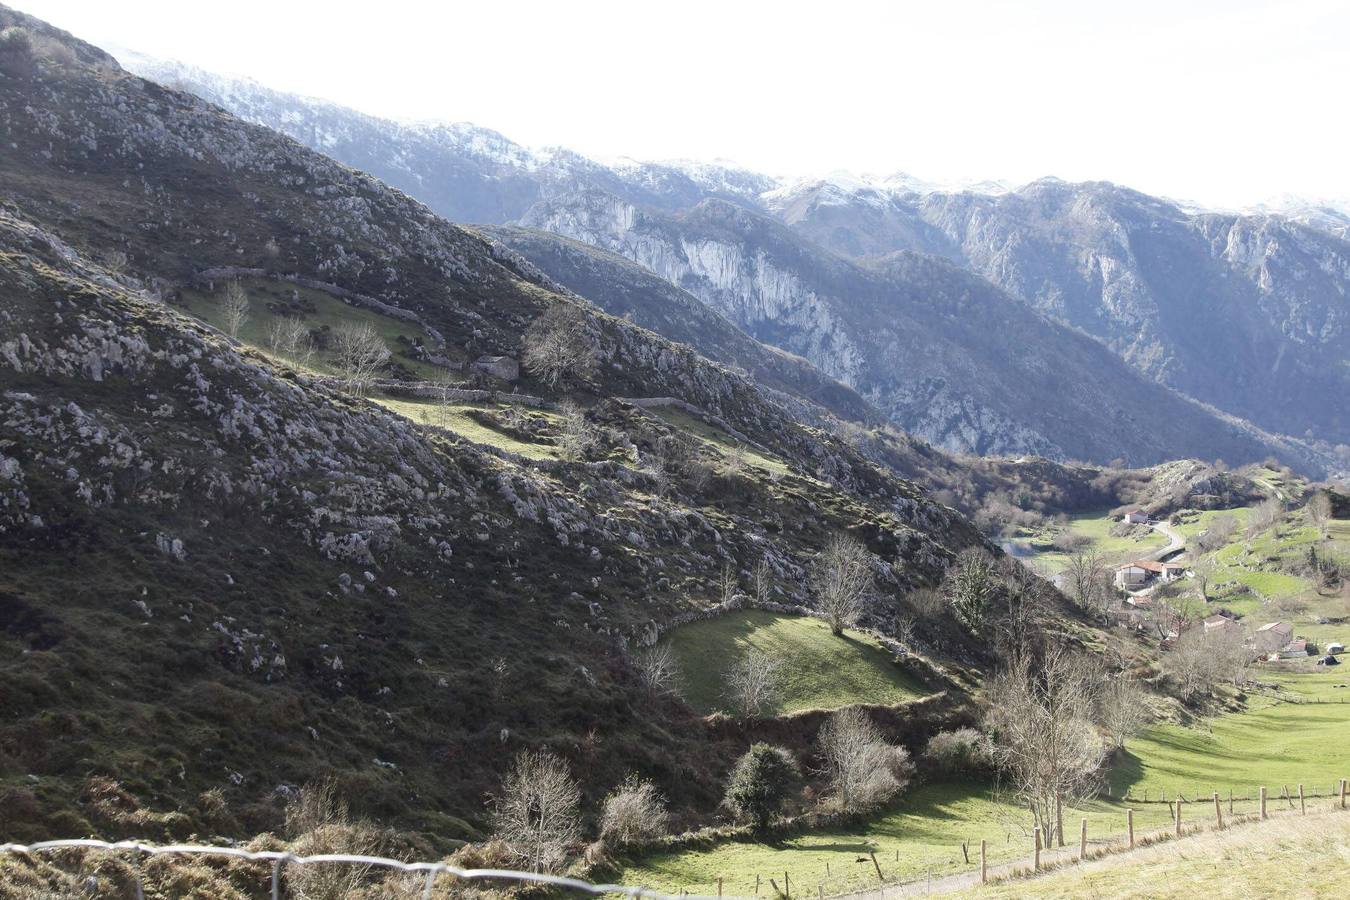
[617,664,1350,896]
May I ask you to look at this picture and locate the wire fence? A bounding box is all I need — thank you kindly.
[0,839,722,900]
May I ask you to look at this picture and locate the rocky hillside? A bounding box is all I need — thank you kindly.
[0,6,992,843]
[117,53,1348,470]
[519,192,1325,470]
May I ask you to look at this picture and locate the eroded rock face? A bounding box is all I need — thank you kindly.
[776,179,1350,446]
[519,194,1328,472]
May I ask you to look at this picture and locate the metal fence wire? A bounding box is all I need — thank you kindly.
[0,839,724,900]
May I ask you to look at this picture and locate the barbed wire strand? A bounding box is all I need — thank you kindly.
[0,840,730,900]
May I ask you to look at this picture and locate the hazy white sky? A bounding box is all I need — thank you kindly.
[18,0,1350,208]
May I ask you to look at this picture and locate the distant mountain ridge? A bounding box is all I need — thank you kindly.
[515,191,1328,469]
[115,50,1348,473]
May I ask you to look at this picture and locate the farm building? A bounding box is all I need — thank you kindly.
[1253,621,1295,654]
[1124,509,1149,524]
[1202,614,1244,639]
[1276,639,1309,659]
[1114,559,1187,590]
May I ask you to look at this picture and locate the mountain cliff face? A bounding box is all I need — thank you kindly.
[116,54,1348,471]
[772,178,1350,445]
[516,192,1325,469]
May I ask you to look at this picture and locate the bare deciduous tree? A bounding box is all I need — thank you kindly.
[331,321,391,396]
[1246,496,1284,538]
[494,750,581,873]
[634,642,679,695]
[718,562,739,606]
[997,558,1048,653]
[1064,548,1111,615]
[985,646,1105,847]
[522,304,599,388]
[817,707,913,813]
[268,316,313,365]
[555,401,594,461]
[599,774,669,848]
[726,649,782,718]
[1098,678,1149,750]
[1307,492,1333,539]
[220,281,250,339]
[752,558,773,606]
[811,534,872,636]
[1192,514,1238,555]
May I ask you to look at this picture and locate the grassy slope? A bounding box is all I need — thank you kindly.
[620,667,1350,895]
[1110,669,1350,801]
[648,406,790,476]
[619,786,1179,896]
[660,611,925,715]
[954,808,1350,899]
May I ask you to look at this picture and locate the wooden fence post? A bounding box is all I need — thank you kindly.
[1034,828,1042,870]
[1174,797,1182,836]
[980,839,988,884]
[718,877,723,897]
[1127,809,1134,849]
[1299,784,1306,815]
[756,874,761,895]
[1341,779,1347,810]
[1078,817,1087,861]
[1260,786,1268,820]
[1213,792,1223,829]
[1229,788,1233,816]
[784,871,790,899]
[869,851,882,881]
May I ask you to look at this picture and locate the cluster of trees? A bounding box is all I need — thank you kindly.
[940,547,1055,651]
[726,707,914,830]
[1163,626,1252,699]
[494,750,669,873]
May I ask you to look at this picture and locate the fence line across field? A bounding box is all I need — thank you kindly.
[0,839,729,900]
[5,783,1348,899]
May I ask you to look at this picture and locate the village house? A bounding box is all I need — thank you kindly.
[1202,614,1244,639]
[1123,508,1149,525]
[1113,559,1187,590]
[1252,621,1295,654]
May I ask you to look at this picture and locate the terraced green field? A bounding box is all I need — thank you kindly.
[373,397,564,460]
[179,277,449,380]
[1009,509,1168,573]
[660,610,925,716]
